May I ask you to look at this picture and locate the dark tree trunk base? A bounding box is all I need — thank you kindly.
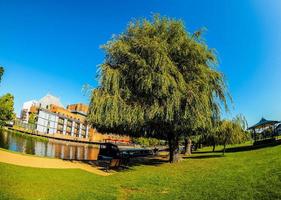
[223,143,226,155]
[212,144,216,152]
[186,138,192,155]
[168,135,179,163]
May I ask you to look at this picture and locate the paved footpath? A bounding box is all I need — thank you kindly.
[0,149,110,176]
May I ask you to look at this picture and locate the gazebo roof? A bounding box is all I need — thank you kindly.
[248,118,279,130]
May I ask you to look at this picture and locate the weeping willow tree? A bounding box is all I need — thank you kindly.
[88,15,229,162]
[199,114,247,153]
[217,118,249,155]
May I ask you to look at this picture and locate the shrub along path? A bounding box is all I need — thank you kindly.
[0,149,110,176]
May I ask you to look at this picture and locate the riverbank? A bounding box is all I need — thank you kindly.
[4,127,49,142]
[8,126,94,144]
[7,126,133,147]
[0,148,110,176]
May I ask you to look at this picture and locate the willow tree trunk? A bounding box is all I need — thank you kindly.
[183,138,188,154]
[168,135,179,163]
[212,143,216,152]
[183,137,192,155]
[222,141,226,155]
[186,138,192,155]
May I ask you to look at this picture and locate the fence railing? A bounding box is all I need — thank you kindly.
[14,119,36,132]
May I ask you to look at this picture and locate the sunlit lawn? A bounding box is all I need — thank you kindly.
[1,142,281,200]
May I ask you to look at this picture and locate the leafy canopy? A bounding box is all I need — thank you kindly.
[200,114,249,147]
[88,15,229,139]
[217,118,249,146]
[28,113,37,124]
[0,93,15,125]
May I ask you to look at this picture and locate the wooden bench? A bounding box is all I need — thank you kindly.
[98,155,113,172]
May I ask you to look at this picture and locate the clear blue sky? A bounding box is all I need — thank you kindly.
[0,0,280,126]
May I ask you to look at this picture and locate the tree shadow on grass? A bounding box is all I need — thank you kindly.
[112,157,169,172]
[193,139,281,155]
[64,156,169,173]
[128,157,168,167]
[116,154,224,172]
[183,154,224,159]
[192,151,220,154]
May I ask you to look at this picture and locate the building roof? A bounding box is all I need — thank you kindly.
[248,118,279,130]
[66,103,89,116]
[39,94,64,109]
[22,100,39,110]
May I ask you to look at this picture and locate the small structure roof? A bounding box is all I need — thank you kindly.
[248,118,279,130]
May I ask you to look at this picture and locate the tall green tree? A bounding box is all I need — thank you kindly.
[0,66,4,83]
[0,93,15,126]
[0,66,15,126]
[88,15,229,162]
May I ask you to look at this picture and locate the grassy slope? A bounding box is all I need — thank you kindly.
[1,145,281,200]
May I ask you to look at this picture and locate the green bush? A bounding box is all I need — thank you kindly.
[132,137,163,147]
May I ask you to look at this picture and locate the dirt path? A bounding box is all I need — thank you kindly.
[0,149,111,176]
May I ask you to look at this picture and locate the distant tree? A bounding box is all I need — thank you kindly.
[0,93,15,126]
[217,118,248,155]
[132,137,161,147]
[0,67,15,126]
[88,15,229,162]
[200,126,220,152]
[0,66,3,82]
[198,114,248,153]
[28,113,37,124]
[233,114,248,130]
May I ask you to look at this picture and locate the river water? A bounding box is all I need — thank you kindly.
[0,129,100,160]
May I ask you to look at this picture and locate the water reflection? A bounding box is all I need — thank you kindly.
[0,130,100,160]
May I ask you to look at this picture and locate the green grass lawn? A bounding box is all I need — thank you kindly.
[1,144,281,200]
